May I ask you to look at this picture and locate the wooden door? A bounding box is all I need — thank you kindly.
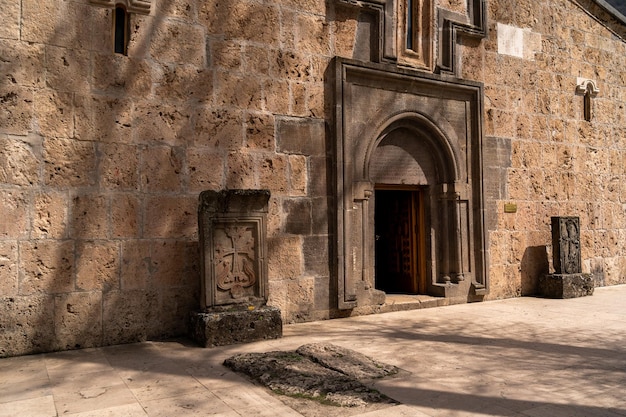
[375,187,424,294]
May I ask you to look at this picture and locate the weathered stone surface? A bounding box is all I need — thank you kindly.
[296,343,398,380]
[111,194,140,238]
[223,343,397,407]
[0,295,55,357]
[18,240,75,295]
[134,103,191,146]
[538,273,594,299]
[190,305,282,347]
[45,46,90,93]
[102,290,158,345]
[70,194,108,239]
[0,241,18,296]
[268,236,303,279]
[75,241,120,292]
[259,155,289,194]
[53,291,103,350]
[73,95,132,143]
[276,117,326,156]
[143,195,197,239]
[140,146,184,192]
[92,54,153,98]
[0,83,33,136]
[155,65,213,104]
[187,148,224,192]
[0,190,30,239]
[98,143,139,190]
[0,0,20,39]
[150,240,196,288]
[43,138,97,187]
[190,108,243,149]
[33,191,68,239]
[0,40,45,88]
[0,135,40,186]
[150,20,206,66]
[120,240,151,290]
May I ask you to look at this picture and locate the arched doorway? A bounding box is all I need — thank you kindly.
[333,58,487,309]
[369,124,453,295]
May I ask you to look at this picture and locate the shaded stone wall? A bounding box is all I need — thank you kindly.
[0,0,331,356]
[2,0,626,356]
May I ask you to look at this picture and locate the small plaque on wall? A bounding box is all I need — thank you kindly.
[504,203,517,213]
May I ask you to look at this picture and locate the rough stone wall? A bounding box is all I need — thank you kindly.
[468,0,626,297]
[2,0,626,357]
[0,0,334,357]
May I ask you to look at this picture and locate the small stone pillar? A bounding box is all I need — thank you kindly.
[190,190,282,347]
[538,217,593,298]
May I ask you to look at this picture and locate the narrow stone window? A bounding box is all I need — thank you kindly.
[114,5,129,55]
[576,78,599,123]
[583,90,592,121]
[406,0,414,50]
[398,0,432,70]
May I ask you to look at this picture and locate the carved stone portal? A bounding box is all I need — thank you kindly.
[198,190,269,308]
[332,57,487,309]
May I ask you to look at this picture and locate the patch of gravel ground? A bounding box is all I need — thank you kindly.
[224,342,403,416]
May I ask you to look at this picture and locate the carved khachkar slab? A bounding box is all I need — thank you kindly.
[198,190,270,308]
[551,216,581,274]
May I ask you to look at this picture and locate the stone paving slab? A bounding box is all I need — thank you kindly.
[1,285,626,416]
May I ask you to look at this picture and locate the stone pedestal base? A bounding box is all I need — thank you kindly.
[538,274,594,299]
[190,305,282,347]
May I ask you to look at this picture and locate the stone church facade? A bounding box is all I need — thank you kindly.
[2,0,626,356]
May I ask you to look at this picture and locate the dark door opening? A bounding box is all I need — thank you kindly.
[375,187,425,294]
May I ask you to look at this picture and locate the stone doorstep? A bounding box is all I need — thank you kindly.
[189,305,282,348]
[538,273,594,299]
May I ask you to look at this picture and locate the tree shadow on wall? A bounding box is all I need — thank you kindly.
[521,245,549,295]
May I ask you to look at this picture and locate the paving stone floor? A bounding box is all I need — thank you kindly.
[2,285,626,416]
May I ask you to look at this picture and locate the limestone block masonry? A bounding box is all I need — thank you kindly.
[3,0,626,356]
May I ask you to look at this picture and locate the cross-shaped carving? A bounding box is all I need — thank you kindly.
[214,226,257,299]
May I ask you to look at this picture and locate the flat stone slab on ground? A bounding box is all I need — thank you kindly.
[223,343,399,408]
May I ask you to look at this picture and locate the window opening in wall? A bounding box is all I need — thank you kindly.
[398,0,432,70]
[584,90,591,121]
[114,5,130,55]
[406,0,414,50]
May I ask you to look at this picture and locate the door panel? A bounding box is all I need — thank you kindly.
[375,188,422,294]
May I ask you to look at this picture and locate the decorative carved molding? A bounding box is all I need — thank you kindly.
[576,77,600,95]
[89,0,152,15]
[437,0,487,75]
[336,0,487,75]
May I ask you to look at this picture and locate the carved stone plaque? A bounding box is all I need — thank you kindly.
[551,216,581,275]
[198,190,270,308]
